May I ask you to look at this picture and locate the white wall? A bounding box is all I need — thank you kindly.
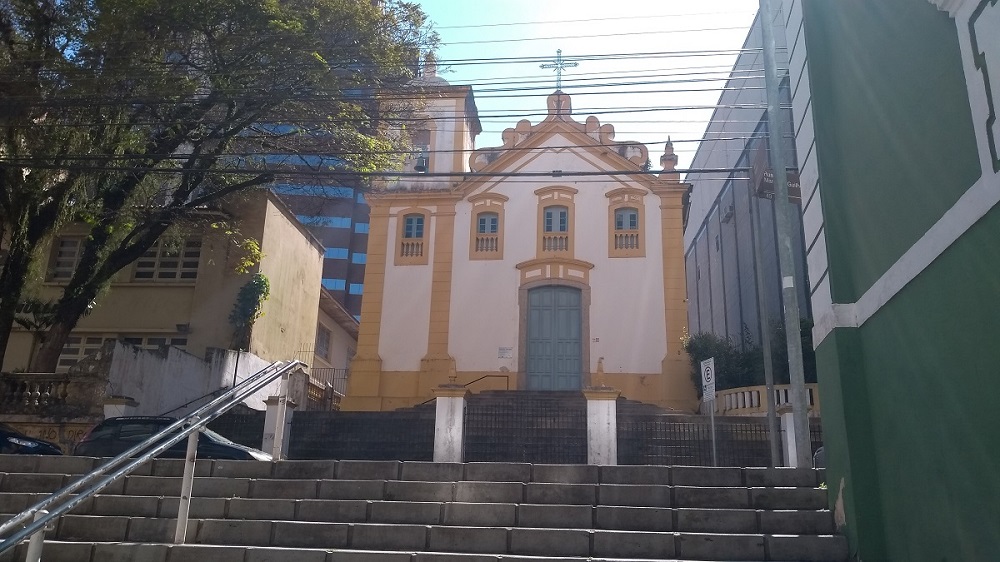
[379,211,434,371]
[588,194,667,373]
[450,134,667,374]
[106,341,279,416]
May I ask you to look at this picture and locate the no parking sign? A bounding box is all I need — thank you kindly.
[700,357,716,403]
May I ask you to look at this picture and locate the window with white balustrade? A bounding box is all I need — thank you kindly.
[394,209,430,265]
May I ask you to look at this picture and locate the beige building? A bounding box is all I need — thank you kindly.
[3,191,334,376]
[344,88,696,412]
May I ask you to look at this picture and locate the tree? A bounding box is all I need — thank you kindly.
[683,332,764,397]
[0,0,435,371]
[683,318,818,398]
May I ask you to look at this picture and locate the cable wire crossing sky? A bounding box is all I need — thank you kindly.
[416,0,759,168]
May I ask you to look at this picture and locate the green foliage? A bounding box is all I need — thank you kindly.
[684,332,764,397]
[229,273,270,351]
[12,299,60,332]
[0,0,437,370]
[210,222,264,274]
[684,318,819,397]
[232,239,264,275]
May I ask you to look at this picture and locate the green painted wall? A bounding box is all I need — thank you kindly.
[813,329,887,559]
[803,0,981,302]
[804,0,1000,559]
[835,205,1000,560]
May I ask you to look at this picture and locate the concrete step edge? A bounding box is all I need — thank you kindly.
[52,513,846,538]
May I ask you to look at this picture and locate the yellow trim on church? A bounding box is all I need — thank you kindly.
[342,91,697,413]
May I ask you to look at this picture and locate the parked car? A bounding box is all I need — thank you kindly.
[74,416,271,461]
[0,423,63,455]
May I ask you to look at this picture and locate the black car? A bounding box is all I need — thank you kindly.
[74,416,271,461]
[0,423,64,455]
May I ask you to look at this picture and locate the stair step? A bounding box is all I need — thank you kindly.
[0,455,845,561]
[3,478,827,510]
[42,518,848,561]
[0,541,793,562]
[0,456,823,487]
[2,495,835,534]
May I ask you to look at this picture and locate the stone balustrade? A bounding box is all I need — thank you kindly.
[1,371,106,418]
[713,383,821,416]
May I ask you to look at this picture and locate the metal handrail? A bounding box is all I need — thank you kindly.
[417,374,512,406]
[462,374,510,391]
[0,359,304,556]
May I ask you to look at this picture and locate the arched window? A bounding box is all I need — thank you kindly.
[615,207,639,231]
[543,205,569,233]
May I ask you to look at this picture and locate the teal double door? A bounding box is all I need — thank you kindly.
[526,286,582,390]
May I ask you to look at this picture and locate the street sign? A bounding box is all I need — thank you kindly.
[700,358,716,403]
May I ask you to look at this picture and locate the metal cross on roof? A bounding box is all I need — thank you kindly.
[540,49,578,90]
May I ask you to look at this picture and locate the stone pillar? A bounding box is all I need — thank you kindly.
[584,387,621,465]
[262,395,297,460]
[287,368,310,410]
[431,383,469,463]
[421,202,459,389]
[779,405,798,467]
[652,151,700,413]
[103,396,138,419]
[341,201,390,411]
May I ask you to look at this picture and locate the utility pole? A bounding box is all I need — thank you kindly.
[758,0,811,467]
[748,179,782,467]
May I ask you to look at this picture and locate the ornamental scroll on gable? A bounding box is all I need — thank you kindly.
[468,91,649,172]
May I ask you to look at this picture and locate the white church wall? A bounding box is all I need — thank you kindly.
[449,258,521,372]
[449,138,668,376]
[429,98,459,179]
[451,190,526,372]
[587,195,668,374]
[379,211,434,371]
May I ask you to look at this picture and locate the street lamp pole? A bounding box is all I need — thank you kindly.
[758,0,812,467]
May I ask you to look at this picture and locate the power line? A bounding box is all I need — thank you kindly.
[0,134,773,165]
[0,161,754,178]
[441,26,754,46]
[434,11,757,30]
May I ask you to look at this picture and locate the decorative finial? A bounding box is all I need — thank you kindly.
[546,91,573,118]
[448,374,457,385]
[660,141,678,171]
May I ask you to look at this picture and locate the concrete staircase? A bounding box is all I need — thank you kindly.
[0,454,847,561]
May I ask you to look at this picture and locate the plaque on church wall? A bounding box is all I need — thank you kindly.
[498,347,513,359]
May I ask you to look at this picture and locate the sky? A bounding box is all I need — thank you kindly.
[413,0,760,170]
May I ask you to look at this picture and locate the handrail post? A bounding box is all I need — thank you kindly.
[173,418,201,544]
[584,386,621,466]
[271,375,289,459]
[431,382,469,463]
[23,509,48,562]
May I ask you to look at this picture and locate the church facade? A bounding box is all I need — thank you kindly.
[342,89,696,412]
